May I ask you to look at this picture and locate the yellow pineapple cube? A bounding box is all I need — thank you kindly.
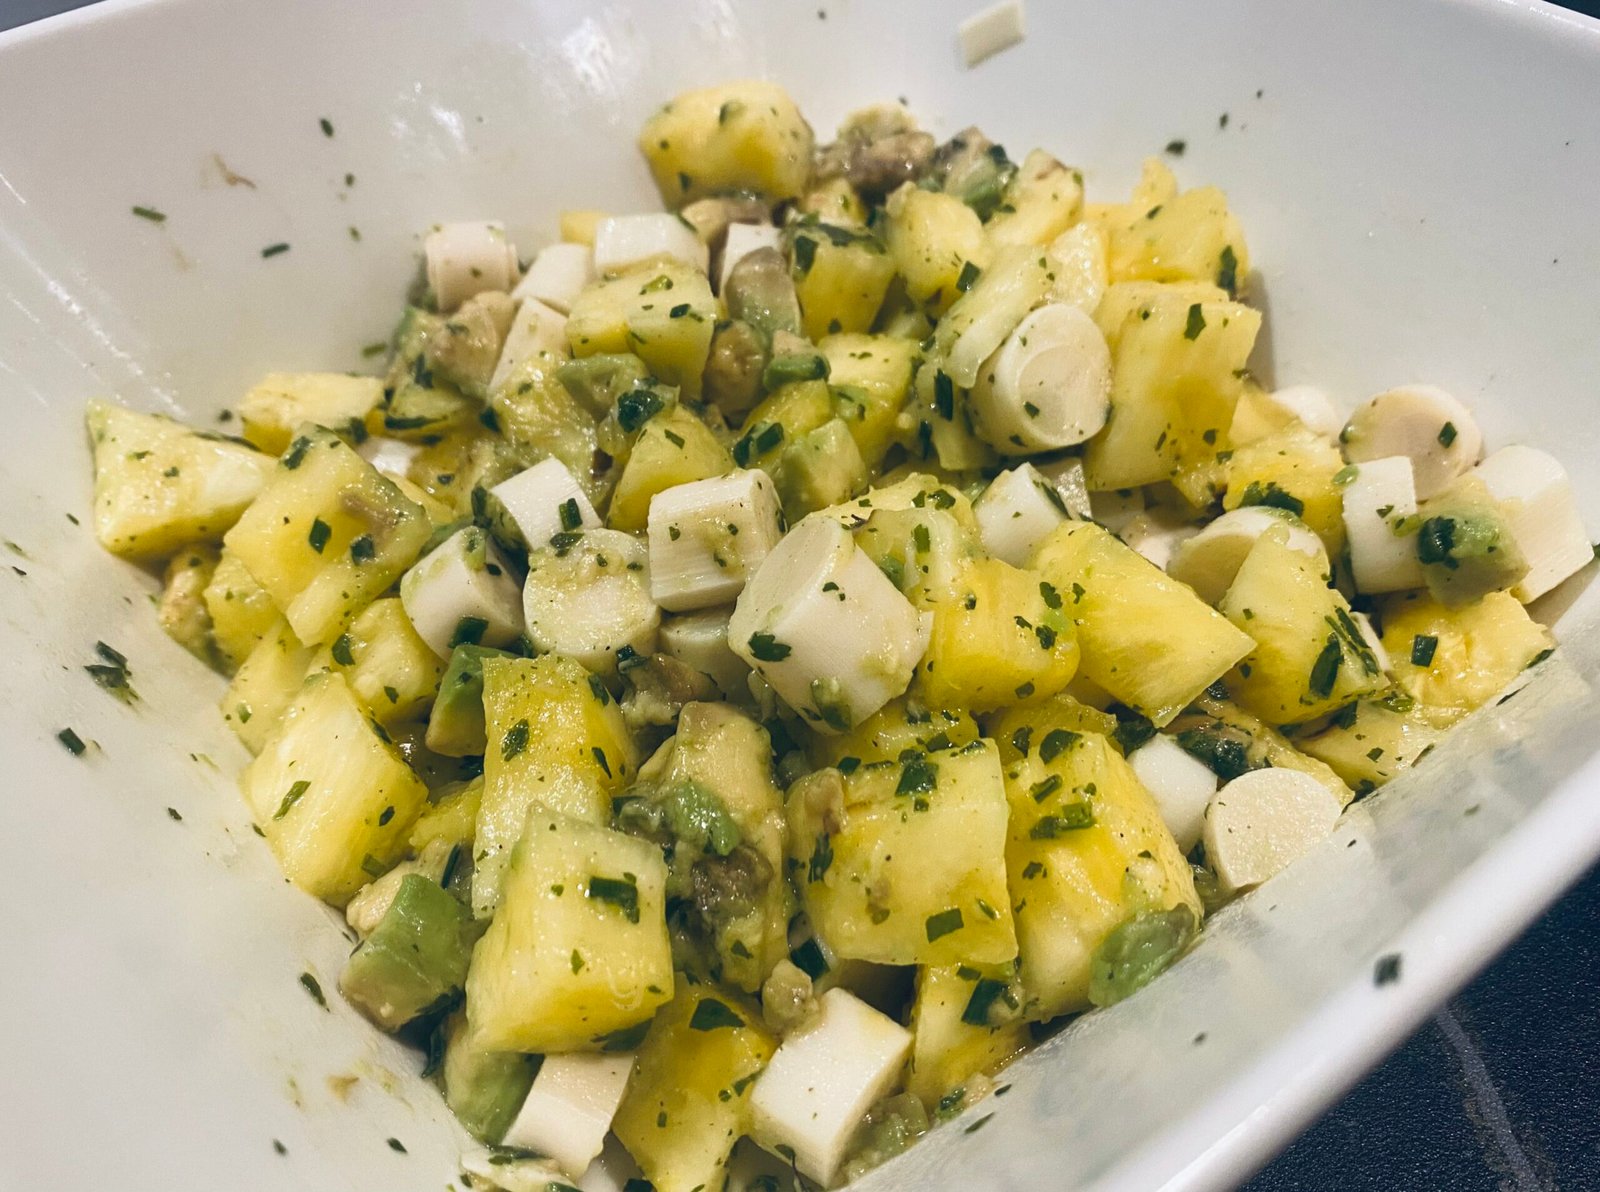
[988,708,1199,1019]
[239,670,429,905]
[915,557,1080,714]
[1380,591,1553,728]
[613,980,776,1192]
[238,372,384,454]
[1220,528,1384,724]
[464,809,673,1052]
[223,426,431,645]
[790,741,1016,968]
[86,400,274,559]
[473,655,638,917]
[566,260,717,398]
[1031,522,1254,726]
[638,80,814,206]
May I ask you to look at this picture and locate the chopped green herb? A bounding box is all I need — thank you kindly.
[330,634,355,666]
[1438,422,1458,447]
[274,779,311,820]
[896,753,938,796]
[558,498,582,531]
[587,875,640,923]
[319,117,335,137]
[1374,953,1402,986]
[261,242,291,258]
[1184,303,1207,340]
[298,972,328,1008]
[746,632,791,662]
[1030,805,1096,837]
[925,908,964,942]
[131,205,167,223]
[56,727,87,756]
[449,616,488,648]
[307,518,331,553]
[961,978,1009,1026]
[349,535,376,564]
[1411,634,1439,667]
[689,998,744,1031]
[501,719,530,762]
[1038,729,1079,763]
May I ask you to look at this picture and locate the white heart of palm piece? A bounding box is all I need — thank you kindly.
[425,221,519,312]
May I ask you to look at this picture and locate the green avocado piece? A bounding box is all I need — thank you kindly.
[338,875,478,1031]
[441,1013,538,1144]
[1413,475,1528,606]
[426,644,514,757]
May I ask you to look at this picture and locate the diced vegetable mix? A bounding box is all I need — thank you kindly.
[82,78,1587,1187]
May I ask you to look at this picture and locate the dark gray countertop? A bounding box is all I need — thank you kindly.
[6,1,1599,1188]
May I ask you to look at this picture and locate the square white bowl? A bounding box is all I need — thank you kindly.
[2,1,1599,1189]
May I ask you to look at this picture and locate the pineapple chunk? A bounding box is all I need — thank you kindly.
[1219,527,1384,724]
[789,222,897,340]
[1031,522,1254,726]
[85,400,274,559]
[1298,696,1446,795]
[474,655,637,918]
[307,597,443,727]
[806,696,981,770]
[1379,591,1553,728]
[731,380,834,473]
[988,710,1200,1019]
[629,703,791,992]
[464,809,673,1052]
[408,776,483,855]
[561,209,607,246]
[884,185,990,314]
[222,618,314,753]
[819,333,917,471]
[223,426,431,644]
[157,543,219,663]
[613,980,777,1192]
[915,557,1080,714]
[1223,424,1347,559]
[239,670,429,905]
[202,548,280,672]
[609,405,734,532]
[1098,159,1249,290]
[566,260,717,399]
[906,964,1027,1109]
[238,372,384,454]
[1083,284,1260,499]
[638,80,814,206]
[984,150,1084,250]
[853,504,981,608]
[789,740,1016,967]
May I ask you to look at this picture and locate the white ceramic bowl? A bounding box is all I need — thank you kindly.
[3,1,1600,1188]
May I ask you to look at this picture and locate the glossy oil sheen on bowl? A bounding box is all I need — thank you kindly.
[2,1,1599,1189]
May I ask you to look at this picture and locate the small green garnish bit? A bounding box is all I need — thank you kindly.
[587,875,640,923]
[1184,303,1207,340]
[925,908,964,942]
[56,727,87,756]
[298,971,328,1009]
[274,780,310,820]
[746,632,791,662]
[501,718,530,762]
[1438,422,1458,447]
[1038,729,1079,763]
[449,616,488,648]
[349,535,376,563]
[330,634,355,666]
[961,977,1009,1027]
[1411,634,1439,667]
[131,205,167,223]
[319,117,334,137]
[558,498,582,531]
[261,242,290,258]
[688,997,744,1031]
[307,518,331,553]
[896,753,938,796]
[1030,805,1096,837]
